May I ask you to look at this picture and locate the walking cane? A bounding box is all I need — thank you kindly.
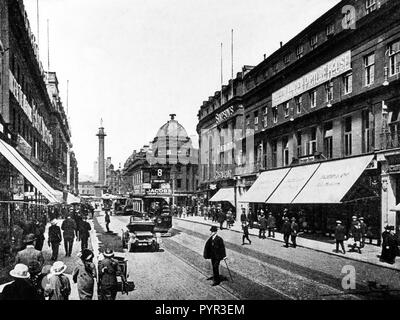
[223,258,233,282]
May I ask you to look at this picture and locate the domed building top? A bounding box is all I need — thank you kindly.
[154,114,189,142]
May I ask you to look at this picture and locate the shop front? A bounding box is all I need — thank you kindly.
[240,154,381,244]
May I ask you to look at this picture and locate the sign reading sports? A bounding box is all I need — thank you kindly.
[272,50,351,107]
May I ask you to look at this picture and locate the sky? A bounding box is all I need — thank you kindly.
[24,0,341,179]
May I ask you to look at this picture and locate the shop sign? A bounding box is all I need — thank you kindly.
[146,188,172,196]
[388,164,400,173]
[215,169,233,180]
[13,192,24,200]
[216,106,235,124]
[272,50,351,107]
[142,183,151,189]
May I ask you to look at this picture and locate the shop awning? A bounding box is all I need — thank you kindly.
[209,188,238,206]
[292,155,374,204]
[267,163,321,204]
[53,190,81,204]
[0,138,59,203]
[239,168,290,203]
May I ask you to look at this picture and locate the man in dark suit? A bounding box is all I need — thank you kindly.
[48,219,62,261]
[334,220,347,254]
[282,217,291,248]
[203,226,226,286]
[79,215,91,251]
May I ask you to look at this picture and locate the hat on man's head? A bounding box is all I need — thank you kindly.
[352,216,357,219]
[50,261,67,275]
[50,219,57,225]
[23,233,36,244]
[210,226,218,232]
[10,264,30,279]
[103,248,114,258]
[384,225,391,230]
[284,217,289,221]
[81,249,94,261]
[336,220,342,224]
[359,217,364,221]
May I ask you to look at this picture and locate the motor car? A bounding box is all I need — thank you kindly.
[122,216,161,252]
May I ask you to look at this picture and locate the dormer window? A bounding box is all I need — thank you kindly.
[326,23,335,37]
[366,0,377,14]
[296,45,304,59]
[284,54,291,64]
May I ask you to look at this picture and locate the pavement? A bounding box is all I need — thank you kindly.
[175,215,400,271]
[0,215,99,300]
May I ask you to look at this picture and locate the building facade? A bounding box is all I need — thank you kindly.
[123,115,199,212]
[197,0,400,242]
[0,0,79,231]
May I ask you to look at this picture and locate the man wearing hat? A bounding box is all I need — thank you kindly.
[79,215,92,251]
[258,212,267,239]
[0,264,40,300]
[380,226,398,264]
[281,217,292,248]
[15,234,44,277]
[290,217,299,248]
[48,219,62,261]
[46,261,71,300]
[98,248,122,300]
[267,212,276,238]
[203,226,226,286]
[61,214,77,257]
[334,220,346,254]
[359,217,367,248]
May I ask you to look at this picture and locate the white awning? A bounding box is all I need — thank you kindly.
[54,190,81,204]
[0,139,59,203]
[267,163,320,204]
[292,155,374,204]
[391,203,400,211]
[239,168,290,203]
[209,188,241,206]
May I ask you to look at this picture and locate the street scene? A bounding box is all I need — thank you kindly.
[1,0,400,303]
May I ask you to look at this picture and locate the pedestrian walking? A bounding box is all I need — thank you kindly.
[280,208,289,229]
[15,233,45,295]
[61,214,77,257]
[217,208,226,230]
[182,206,187,218]
[226,209,234,229]
[349,219,362,254]
[240,208,247,223]
[73,249,97,300]
[98,248,121,300]
[267,213,276,238]
[334,220,346,254]
[242,221,252,245]
[48,219,62,261]
[0,264,41,300]
[282,217,291,248]
[203,226,226,286]
[79,216,91,251]
[359,217,367,248]
[380,226,398,264]
[105,211,111,233]
[33,219,45,251]
[46,261,71,300]
[248,208,254,228]
[290,217,299,248]
[258,213,267,239]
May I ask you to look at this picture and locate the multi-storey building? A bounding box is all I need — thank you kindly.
[197,0,400,243]
[0,0,79,231]
[78,181,96,197]
[123,115,199,212]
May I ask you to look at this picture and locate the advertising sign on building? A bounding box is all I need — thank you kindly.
[272,50,351,107]
[216,106,236,124]
[146,188,172,196]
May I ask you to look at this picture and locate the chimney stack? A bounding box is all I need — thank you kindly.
[280,41,283,48]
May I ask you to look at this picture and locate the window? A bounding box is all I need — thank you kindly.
[325,81,334,102]
[296,45,304,59]
[176,179,182,189]
[362,109,373,153]
[296,131,302,157]
[284,54,291,64]
[343,73,353,94]
[389,41,400,76]
[310,34,318,49]
[344,117,352,156]
[272,107,278,123]
[273,63,279,73]
[282,136,290,166]
[246,115,250,127]
[271,140,277,168]
[295,96,302,114]
[284,102,290,118]
[344,8,355,28]
[263,108,268,128]
[324,122,333,159]
[364,53,375,86]
[326,23,335,36]
[310,90,317,108]
[366,0,377,14]
[254,111,259,125]
[309,127,317,155]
